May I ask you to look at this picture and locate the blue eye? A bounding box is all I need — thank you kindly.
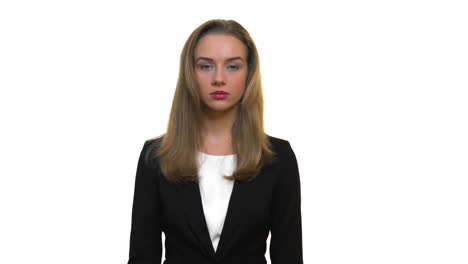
[198,64,239,71]
[200,64,212,70]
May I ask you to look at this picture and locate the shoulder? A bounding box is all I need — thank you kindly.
[265,134,297,167]
[140,136,164,169]
[144,135,163,150]
[266,134,289,147]
[266,136,301,190]
[266,134,294,155]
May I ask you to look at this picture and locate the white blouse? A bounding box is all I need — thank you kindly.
[196,151,237,253]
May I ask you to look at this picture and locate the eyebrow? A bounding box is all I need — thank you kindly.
[195,57,245,63]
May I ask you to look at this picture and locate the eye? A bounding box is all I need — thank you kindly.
[199,64,213,70]
[227,65,239,70]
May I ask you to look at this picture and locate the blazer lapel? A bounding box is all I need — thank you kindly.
[214,179,243,260]
[183,179,244,261]
[183,181,217,259]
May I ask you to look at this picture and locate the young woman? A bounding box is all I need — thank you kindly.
[127,19,303,264]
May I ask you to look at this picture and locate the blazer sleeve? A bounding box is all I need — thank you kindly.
[127,140,163,264]
[269,141,304,264]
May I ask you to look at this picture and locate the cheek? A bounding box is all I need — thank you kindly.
[196,74,210,88]
[231,75,247,92]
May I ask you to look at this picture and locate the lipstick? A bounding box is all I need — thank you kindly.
[210,90,229,99]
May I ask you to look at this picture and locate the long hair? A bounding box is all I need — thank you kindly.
[149,19,276,182]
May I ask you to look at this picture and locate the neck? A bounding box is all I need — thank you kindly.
[199,104,238,153]
[200,104,237,138]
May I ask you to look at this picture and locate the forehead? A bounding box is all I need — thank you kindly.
[194,34,247,59]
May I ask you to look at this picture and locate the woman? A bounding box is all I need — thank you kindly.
[127,19,303,264]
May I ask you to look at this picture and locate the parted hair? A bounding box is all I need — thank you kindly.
[147,18,276,182]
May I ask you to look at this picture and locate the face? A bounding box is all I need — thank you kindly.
[193,34,248,113]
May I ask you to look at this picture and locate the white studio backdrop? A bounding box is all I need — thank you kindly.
[0,0,467,263]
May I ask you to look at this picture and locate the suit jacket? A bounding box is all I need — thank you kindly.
[127,135,303,264]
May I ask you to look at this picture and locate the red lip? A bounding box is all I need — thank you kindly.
[210,90,229,95]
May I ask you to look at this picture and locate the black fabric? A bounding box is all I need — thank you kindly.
[127,135,303,264]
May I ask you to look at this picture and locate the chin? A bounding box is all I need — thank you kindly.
[204,102,238,112]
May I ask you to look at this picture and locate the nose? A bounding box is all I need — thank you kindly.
[211,67,226,86]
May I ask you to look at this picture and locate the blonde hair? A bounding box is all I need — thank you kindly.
[149,19,276,182]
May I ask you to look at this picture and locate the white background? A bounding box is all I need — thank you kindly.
[1,0,467,263]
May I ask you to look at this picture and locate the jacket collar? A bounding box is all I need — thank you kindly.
[182,178,244,262]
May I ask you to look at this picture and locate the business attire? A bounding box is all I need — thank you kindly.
[196,151,238,253]
[127,135,303,264]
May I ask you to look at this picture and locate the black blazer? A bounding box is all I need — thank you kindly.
[127,135,303,264]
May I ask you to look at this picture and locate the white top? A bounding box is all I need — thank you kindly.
[196,151,237,253]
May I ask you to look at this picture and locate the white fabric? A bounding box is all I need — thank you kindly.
[196,151,237,253]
